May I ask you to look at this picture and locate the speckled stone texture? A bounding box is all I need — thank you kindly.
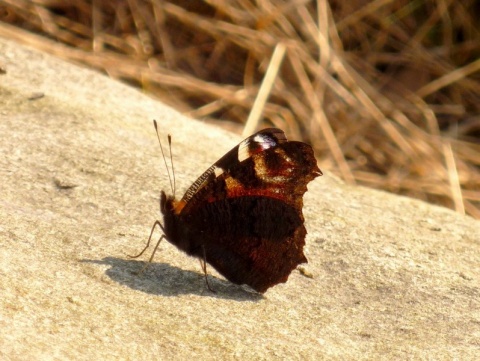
[1,36,479,360]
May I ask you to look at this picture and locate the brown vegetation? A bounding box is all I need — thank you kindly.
[1,0,479,218]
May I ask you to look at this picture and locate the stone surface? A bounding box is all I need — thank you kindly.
[1,37,479,360]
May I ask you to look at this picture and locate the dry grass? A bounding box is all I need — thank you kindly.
[1,0,479,218]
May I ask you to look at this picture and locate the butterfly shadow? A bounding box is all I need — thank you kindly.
[80,256,264,302]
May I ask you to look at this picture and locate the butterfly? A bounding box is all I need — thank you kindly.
[131,123,321,293]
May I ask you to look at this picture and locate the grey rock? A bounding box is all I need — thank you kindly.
[1,37,479,360]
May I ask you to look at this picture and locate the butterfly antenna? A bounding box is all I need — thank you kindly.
[167,134,176,197]
[153,120,174,195]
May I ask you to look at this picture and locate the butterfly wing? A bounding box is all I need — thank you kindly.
[176,128,321,214]
[168,128,321,292]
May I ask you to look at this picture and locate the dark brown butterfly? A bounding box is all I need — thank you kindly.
[131,123,321,293]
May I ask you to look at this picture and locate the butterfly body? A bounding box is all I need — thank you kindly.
[157,128,321,293]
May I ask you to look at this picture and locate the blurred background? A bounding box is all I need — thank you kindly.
[1,0,479,218]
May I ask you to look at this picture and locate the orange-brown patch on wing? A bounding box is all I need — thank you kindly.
[173,199,187,215]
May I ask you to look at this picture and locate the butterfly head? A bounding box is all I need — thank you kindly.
[160,190,186,217]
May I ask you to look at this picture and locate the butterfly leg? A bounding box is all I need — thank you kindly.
[128,220,165,275]
[128,220,165,258]
[200,245,215,293]
[134,234,165,275]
